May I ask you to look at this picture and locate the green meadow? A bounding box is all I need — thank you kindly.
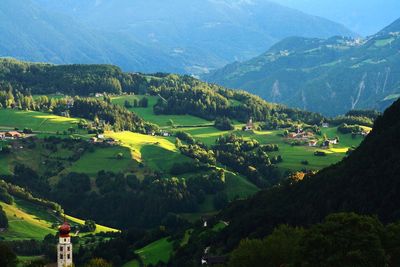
[111,95,212,127]
[135,237,174,266]
[0,200,56,240]
[224,171,259,199]
[66,146,137,176]
[0,198,118,241]
[106,131,192,173]
[0,109,80,132]
[122,237,175,267]
[177,125,365,171]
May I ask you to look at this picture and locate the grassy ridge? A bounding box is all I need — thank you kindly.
[0,201,55,240]
[0,198,118,241]
[65,214,119,234]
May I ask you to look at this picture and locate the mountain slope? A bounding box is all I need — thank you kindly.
[205,18,400,116]
[1,0,354,74]
[0,0,183,73]
[217,98,400,248]
[271,0,400,36]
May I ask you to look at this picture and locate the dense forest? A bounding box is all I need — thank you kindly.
[2,142,226,229]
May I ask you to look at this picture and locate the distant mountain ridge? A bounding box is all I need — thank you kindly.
[271,0,400,36]
[0,0,354,74]
[204,18,400,116]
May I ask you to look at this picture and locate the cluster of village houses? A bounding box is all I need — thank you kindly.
[89,134,117,145]
[147,130,171,137]
[0,131,24,140]
[286,124,339,148]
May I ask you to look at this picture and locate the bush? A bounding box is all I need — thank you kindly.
[175,131,195,145]
[337,123,364,134]
[0,206,8,228]
[314,151,327,157]
[0,186,13,204]
[214,117,234,131]
[23,128,33,134]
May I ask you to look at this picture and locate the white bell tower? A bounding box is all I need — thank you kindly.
[57,221,73,267]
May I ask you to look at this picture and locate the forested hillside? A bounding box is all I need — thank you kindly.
[205,18,400,116]
[1,0,354,74]
[163,95,400,266]
[0,59,382,266]
[169,98,400,265]
[0,58,324,125]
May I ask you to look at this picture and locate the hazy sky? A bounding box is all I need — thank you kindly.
[271,0,400,36]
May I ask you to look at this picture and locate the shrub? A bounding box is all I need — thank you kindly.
[214,117,234,131]
[314,151,327,157]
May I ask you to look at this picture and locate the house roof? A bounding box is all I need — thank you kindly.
[6,131,21,136]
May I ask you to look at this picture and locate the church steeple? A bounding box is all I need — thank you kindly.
[57,220,73,267]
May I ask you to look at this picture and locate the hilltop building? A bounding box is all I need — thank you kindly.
[244,118,254,131]
[57,221,73,267]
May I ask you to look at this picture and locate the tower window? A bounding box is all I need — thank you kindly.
[67,254,70,259]
[60,246,64,251]
[64,238,66,242]
[67,246,70,251]
[60,254,63,259]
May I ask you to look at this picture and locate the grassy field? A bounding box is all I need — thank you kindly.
[178,125,365,171]
[17,256,45,267]
[65,214,119,234]
[0,198,118,241]
[224,171,259,199]
[66,146,137,176]
[176,125,242,146]
[0,109,80,132]
[106,131,192,173]
[121,260,140,267]
[135,237,173,266]
[166,167,258,221]
[0,200,56,240]
[0,152,12,175]
[111,95,212,127]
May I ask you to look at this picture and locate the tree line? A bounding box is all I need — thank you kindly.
[0,59,326,128]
